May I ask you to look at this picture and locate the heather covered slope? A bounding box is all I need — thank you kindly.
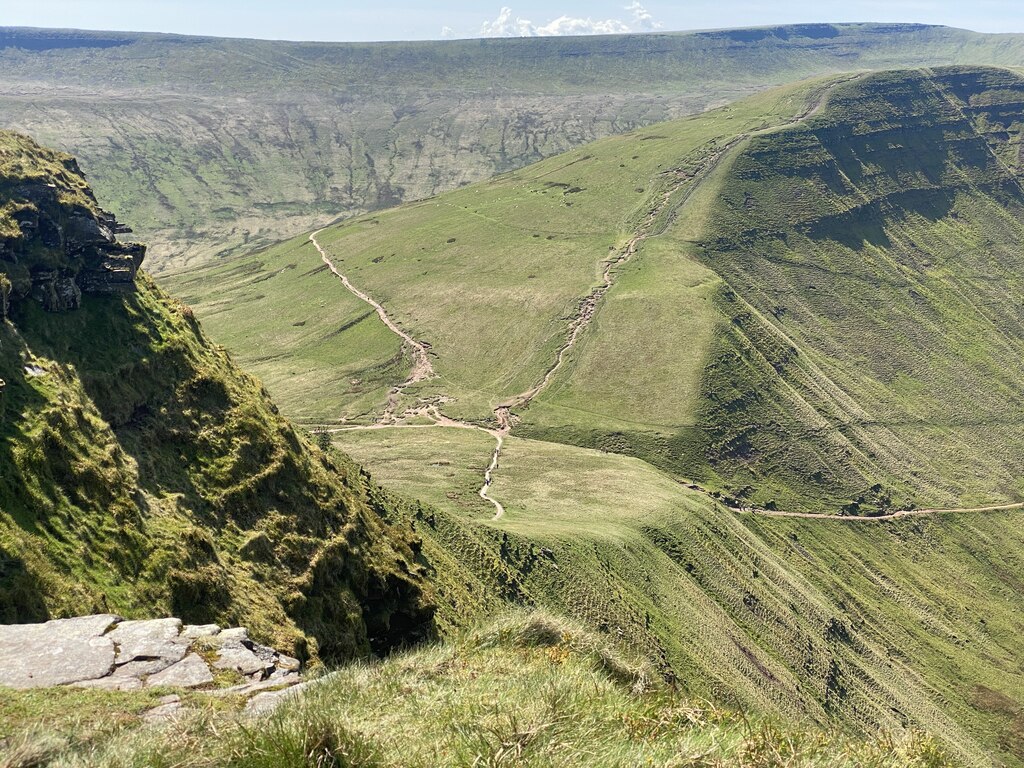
[0,132,434,661]
[4,24,1024,270]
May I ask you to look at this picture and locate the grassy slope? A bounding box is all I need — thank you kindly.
[174,79,827,425]
[0,612,951,768]
[166,69,1024,760]
[182,68,1024,513]
[334,427,1024,766]
[4,24,1024,270]
[85,68,1024,762]
[0,135,433,662]
[663,65,1024,512]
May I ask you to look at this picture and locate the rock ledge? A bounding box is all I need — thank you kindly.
[0,615,303,700]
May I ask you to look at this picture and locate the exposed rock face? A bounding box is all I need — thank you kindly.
[0,273,9,320]
[0,615,303,695]
[0,134,145,314]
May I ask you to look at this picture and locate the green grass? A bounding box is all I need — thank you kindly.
[0,277,434,662]
[172,234,409,424]
[220,65,1024,515]
[174,71,1024,760]
[0,612,952,768]
[179,78,830,426]
[11,65,1024,766]
[332,427,497,519]
[333,426,1024,765]
[6,24,1024,271]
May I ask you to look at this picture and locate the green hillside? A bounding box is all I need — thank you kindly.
[177,66,1024,515]
[331,429,1024,765]
[0,131,434,662]
[4,24,1024,270]
[167,67,1024,764]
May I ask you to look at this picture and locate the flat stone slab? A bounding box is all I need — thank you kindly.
[111,655,183,678]
[73,675,144,692]
[0,614,302,695]
[180,624,221,641]
[211,674,301,697]
[0,615,121,689]
[107,618,184,664]
[144,695,183,722]
[147,653,214,689]
[217,627,248,643]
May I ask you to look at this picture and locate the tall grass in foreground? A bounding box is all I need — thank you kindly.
[1,613,950,768]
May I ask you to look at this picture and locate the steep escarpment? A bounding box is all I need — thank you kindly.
[5,24,1024,271]
[687,66,1024,512]
[0,132,434,661]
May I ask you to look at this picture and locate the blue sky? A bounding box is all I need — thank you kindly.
[4,1,1023,41]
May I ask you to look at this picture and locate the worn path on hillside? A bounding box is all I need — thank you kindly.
[310,78,853,522]
[311,229,435,424]
[492,74,858,428]
[310,231,506,519]
[305,75,1024,524]
[745,501,1024,521]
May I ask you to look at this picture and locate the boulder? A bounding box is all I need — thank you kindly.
[246,680,315,716]
[180,624,221,641]
[0,614,301,695]
[213,642,272,677]
[143,694,183,722]
[217,627,248,643]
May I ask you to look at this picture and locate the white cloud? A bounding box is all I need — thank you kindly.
[626,1,662,31]
[480,7,538,37]
[465,4,659,38]
[536,15,630,35]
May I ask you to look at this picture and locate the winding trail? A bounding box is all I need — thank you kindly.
[310,230,505,518]
[745,501,1024,522]
[492,75,855,426]
[311,229,435,423]
[307,76,1024,525]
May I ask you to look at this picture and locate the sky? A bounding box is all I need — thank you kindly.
[4,0,1024,42]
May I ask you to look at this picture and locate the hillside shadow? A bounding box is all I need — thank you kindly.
[0,323,56,537]
[0,545,50,623]
[802,189,956,250]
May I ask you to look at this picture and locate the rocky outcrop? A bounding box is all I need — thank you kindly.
[0,131,436,662]
[0,132,145,314]
[0,615,303,696]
